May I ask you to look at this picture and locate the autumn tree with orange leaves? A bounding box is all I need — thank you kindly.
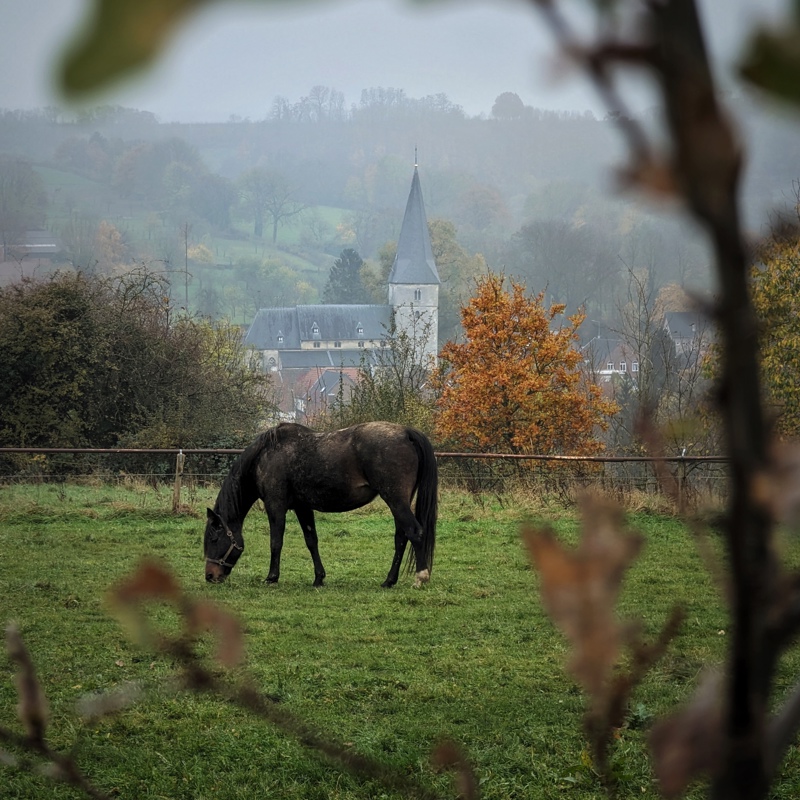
[433,272,617,454]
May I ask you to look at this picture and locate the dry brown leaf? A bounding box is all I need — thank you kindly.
[109,559,182,606]
[616,155,680,201]
[107,560,184,646]
[431,739,478,800]
[5,624,49,743]
[649,672,724,798]
[523,497,642,697]
[186,600,245,669]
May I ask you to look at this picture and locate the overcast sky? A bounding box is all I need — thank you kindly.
[0,0,788,122]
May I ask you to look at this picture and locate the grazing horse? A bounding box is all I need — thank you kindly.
[204,422,437,588]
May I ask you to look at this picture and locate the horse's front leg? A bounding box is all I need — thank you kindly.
[266,510,287,584]
[294,505,326,587]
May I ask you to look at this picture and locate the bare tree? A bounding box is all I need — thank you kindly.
[238,167,306,244]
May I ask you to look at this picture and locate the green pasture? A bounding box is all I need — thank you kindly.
[35,163,345,268]
[2,484,800,799]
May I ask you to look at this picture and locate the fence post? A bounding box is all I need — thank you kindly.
[172,450,185,512]
[677,456,687,512]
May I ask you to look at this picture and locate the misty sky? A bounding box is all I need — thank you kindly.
[0,0,789,123]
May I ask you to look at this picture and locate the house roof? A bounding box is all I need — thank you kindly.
[246,307,301,348]
[244,304,390,350]
[2,229,62,255]
[296,304,390,341]
[388,166,440,286]
[301,367,360,398]
[278,349,372,369]
[663,311,706,340]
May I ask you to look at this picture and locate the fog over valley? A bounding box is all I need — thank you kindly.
[0,0,797,340]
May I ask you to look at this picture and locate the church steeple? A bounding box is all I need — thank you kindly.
[388,165,440,287]
[388,163,440,365]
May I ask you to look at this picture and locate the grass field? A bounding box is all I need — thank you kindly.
[2,483,800,799]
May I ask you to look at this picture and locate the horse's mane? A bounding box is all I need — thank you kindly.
[216,425,303,521]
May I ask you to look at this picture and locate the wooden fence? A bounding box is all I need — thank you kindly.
[0,447,730,509]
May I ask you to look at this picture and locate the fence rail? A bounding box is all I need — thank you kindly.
[0,447,730,508]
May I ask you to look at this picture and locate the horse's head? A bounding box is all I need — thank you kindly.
[204,508,244,583]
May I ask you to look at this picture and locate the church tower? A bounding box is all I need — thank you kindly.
[388,162,440,365]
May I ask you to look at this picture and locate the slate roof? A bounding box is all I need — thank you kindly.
[663,311,707,341]
[244,304,390,350]
[388,166,440,286]
[2,230,62,256]
[301,368,360,398]
[245,307,301,348]
[296,304,390,341]
[278,349,372,369]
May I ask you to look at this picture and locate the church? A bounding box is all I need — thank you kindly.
[244,164,441,420]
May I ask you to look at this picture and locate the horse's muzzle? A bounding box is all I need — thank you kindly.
[205,561,227,583]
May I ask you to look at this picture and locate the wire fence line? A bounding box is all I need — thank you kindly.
[0,447,730,508]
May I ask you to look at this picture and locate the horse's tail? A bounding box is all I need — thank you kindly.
[407,428,438,575]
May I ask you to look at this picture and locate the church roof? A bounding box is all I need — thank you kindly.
[388,166,440,286]
[296,304,389,341]
[244,304,390,350]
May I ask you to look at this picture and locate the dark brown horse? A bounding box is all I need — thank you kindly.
[204,422,437,588]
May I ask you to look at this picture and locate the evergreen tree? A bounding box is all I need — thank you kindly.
[323,248,371,304]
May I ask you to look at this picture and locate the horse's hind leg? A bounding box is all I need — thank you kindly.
[383,503,429,588]
[295,505,326,587]
[409,539,431,588]
[382,529,408,588]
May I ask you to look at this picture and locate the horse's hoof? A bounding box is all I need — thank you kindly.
[381,580,396,589]
[265,577,279,585]
[313,578,325,587]
[413,569,430,589]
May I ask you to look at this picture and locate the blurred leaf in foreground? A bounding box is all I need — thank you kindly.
[649,672,724,798]
[108,559,244,669]
[6,624,49,745]
[523,497,643,698]
[60,0,211,98]
[740,21,800,108]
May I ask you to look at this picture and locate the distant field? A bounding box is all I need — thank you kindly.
[29,161,347,325]
[3,484,800,799]
[35,163,347,259]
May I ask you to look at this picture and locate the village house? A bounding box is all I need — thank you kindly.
[582,311,712,396]
[582,336,641,386]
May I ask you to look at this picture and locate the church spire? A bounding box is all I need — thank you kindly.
[388,162,440,365]
[388,163,440,287]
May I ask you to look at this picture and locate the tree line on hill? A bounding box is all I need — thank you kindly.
[0,95,715,332]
